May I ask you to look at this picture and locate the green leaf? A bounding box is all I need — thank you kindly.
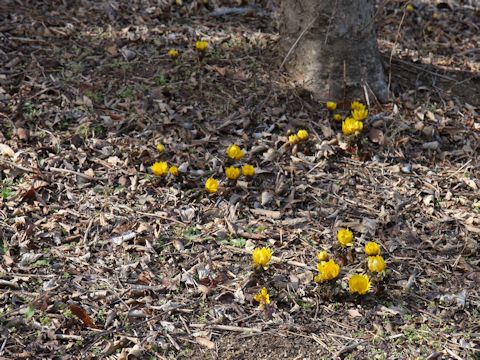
[229,238,246,248]
[25,305,35,320]
[32,259,51,268]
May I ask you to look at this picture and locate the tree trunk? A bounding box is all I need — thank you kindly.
[279,0,389,104]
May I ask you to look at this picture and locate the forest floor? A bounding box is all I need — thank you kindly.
[0,0,479,359]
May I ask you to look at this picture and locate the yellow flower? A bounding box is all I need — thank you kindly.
[337,228,353,247]
[364,242,381,256]
[297,129,309,141]
[151,161,168,176]
[314,259,340,282]
[252,247,272,270]
[226,144,244,160]
[205,178,218,193]
[242,164,255,177]
[253,287,270,309]
[351,101,366,111]
[225,166,240,180]
[342,117,363,136]
[352,108,368,121]
[406,4,414,12]
[349,274,371,295]
[175,0,182,5]
[288,134,299,145]
[156,143,165,153]
[368,255,386,273]
[317,250,329,262]
[326,101,337,111]
[333,113,342,122]
[195,40,209,52]
[167,49,179,58]
[169,166,179,177]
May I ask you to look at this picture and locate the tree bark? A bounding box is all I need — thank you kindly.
[279,0,389,103]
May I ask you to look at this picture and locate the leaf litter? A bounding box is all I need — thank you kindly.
[0,0,479,359]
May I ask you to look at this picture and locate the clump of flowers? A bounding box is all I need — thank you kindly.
[252,247,272,270]
[348,273,371,295]
[205,178,218,193]
[195,40,209,52]
[288,129,309,145]
[326,101,337,111]
[226,144,244,160]
[317,250,329,262]
[167,49,179,58]
[151,161,168,176]
[169,166,179,177]
[368,255,386,273]
[297,129,309,141]
[314,259,340,283]
[364,241,381,256]
[337,228,353,247]
[225,166,240,180]
[242,164,255,177]
[253,287,270,309]
[342,117,363,136]
[156,143,165,154]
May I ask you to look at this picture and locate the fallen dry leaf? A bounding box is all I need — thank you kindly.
[0,143,14,157]
[68,303,98,329]
[196,337,215,349]
[368,128,385,145]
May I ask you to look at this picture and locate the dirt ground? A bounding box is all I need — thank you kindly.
[0,0,479,359]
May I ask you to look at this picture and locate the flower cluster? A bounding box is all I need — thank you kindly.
[224,145,255,180]
[346,240,387,295]
[288,129,309,145]
[150,144,180,178]
[165,40,210,62]
[364,241,386,273]
[341,101,368,136]
[312,228,389,297]
[151,161,179,177]
[252,248,272,309]
[203,144,255,193]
